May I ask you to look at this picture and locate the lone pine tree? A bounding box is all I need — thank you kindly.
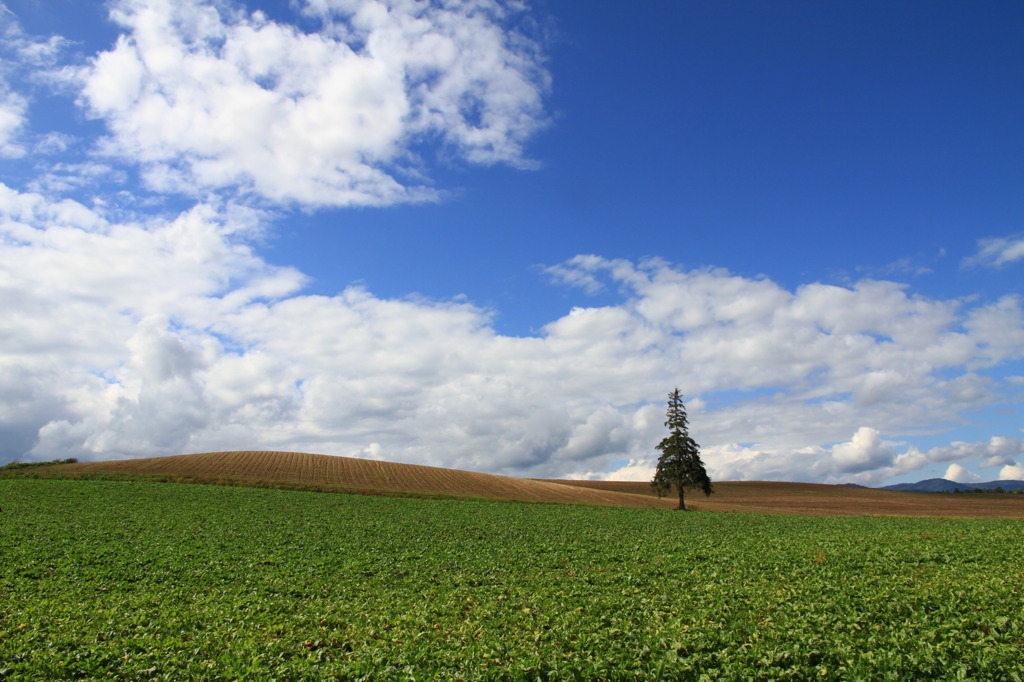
[651,388,713,510]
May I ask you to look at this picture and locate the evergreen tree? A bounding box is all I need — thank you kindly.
[651,388,712,510]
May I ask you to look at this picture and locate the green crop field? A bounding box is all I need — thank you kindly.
[1,479,1022,680]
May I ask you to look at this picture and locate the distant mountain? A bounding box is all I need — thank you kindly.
[883,478,962,492]
[882,478,1024,493]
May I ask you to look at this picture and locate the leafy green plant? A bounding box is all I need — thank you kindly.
[1,479,1021,680]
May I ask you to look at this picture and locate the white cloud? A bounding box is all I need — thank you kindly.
[824,427,897,474]
[75,0,549,207]
[921,436,1024,469]
[0,183,306,461]
[964,234,1024,269]
[963,296,1024,368]
[3,190,1024,483]
[998,464,1024,481]
[0,6,71,157]
[943,463,981,484]
[0,9,30,157]
[543,255,611,294]
[694,428,900,486]
[572,457,657,483]
[0,84,26,157]
[547,256,1022,426]
[850,436,1024,486]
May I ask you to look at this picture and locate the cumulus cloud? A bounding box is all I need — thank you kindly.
[0,183,306,460]
[943,463,981,484]
[858,437,1024,486]
[998,464,1024,480]
[823,427,897,475]
[692,433,1024,487]
[74,0,549,206]
[689,428,901,486]
[549,256,1023,421]
[3,198,1023,484]
[963,233,1024,269]
[921,436,1024,468]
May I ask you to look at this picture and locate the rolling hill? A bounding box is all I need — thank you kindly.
[23,451,670,509]
[8,451,1024,517]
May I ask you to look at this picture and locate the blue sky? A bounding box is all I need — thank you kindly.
[1,0,1021,485]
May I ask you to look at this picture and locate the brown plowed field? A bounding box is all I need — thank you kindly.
[547,479,1024,517]
[44,451,671,508]
[23,451,1024,516]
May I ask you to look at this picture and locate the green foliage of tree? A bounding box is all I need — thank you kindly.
[651,388,712,510]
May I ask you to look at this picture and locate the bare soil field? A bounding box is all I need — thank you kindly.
[551,479,1024,517]
[18,451,1024,517]
[40,451,670,508]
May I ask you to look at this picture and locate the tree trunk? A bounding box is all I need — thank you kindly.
[677,486,686,510]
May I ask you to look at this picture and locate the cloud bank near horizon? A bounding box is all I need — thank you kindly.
[0,0,1022,486]
[3,184,1023,484]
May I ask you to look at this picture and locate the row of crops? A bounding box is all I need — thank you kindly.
[1,479,1022,680]
[42,451,659,506]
